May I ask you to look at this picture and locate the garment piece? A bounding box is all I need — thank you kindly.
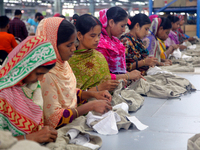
[120,33,149,75]
[0,130,50,150]
[68,49,111,90]
[0,36,57,136]
[112,80,144,112]
[165,30,180,48]
[0,32,18,54]
[46,116,102,150]
[9,17,28,41]
[96,10,126,74]
[143,18,162,62]
[129,73,196,99]
[27,18,38,33]
[36,18,85,128]
[188,133,200,150]
[159,64,194,72]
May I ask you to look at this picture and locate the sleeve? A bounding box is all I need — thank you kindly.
[22,22,28,39]
[56,109,74,129]
[76,89,87,105]
[110,73,116,80]
[27,18,32,25]
[11,35,18,49]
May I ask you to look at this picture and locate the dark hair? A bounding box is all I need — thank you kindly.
[107,6,128,23]
[128,13,151,30]
[160,17,172,30]
[76,14,102,35]
[39,63,56,70]
[72,14,79,25]
[35,12,43,19]
[59,15,66,19]
[15,10,22,16]
[0,16,10,28]
[57,19,76,46]
[167,15,179,23]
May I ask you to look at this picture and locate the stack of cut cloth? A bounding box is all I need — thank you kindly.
[128,72,196,99]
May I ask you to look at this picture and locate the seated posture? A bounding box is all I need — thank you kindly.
[120,13,158,75]
[0,36,58,143]
[97,7,142,81]
[0,16,18,57]
[36,17,112,129]
[69,14,119,92]
[165,15,187,51]
[143,17,175,65]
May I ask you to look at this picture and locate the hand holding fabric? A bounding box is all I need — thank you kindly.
[98,80,120,92]
[93,90,112,102]
[127,70,142,81]
[145,57,158,67]
[89,100,112,114]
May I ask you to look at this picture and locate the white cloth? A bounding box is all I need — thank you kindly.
[147,66,172,76]
[66,129,100,150]
[113,102,129,114]
[126,116,148,131]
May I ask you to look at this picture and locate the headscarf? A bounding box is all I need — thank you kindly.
[68,49,111,90]
[53,13,61,17]
[143,18,162,61]
[149,14,159,22]
[0,36,56,136]
[97,9,127,74]
[36,18,77,128]
[174,14,187,43]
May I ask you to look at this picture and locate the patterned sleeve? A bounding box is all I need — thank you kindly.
[56,109,74,129]
[121,37,136,72]
[76,89,87,105]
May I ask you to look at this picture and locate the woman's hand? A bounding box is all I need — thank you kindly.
[89,100,112,114]
[145,57,158,67]
[179,45,187,50]
[98,80,119,92]
[162,59,172,65]
[127,70,142,81]
[93,90,112,102]
[27,126,57,143]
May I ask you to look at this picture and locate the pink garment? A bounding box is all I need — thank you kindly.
[149,15,159,22]
[99,9,108,28]
[97,10,126,74]
[165,30,179,47]
[53,13,61,17]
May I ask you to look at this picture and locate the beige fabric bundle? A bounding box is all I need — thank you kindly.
[188,134,200,150]
[112,80,144,112]
[159,64,194,72]
[128,73,196,99]
[0,130,49,150]
[46,116,102,150]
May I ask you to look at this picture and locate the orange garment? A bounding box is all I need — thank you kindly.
[0,32,18,53]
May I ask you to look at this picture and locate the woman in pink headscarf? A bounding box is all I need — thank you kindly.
[97,6,142,81]
[149,14,159,22]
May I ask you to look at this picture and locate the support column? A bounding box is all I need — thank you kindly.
[197,0,200,37]
[139,4,142,13]
[149,0,153,16]
[0,0,4,16]
[89,0,95,15]
[54,0,62,14]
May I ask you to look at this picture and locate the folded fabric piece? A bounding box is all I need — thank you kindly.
[147,66,172,76]
[188,133,200,150]
[128,73,196,99]
[0,130,49,150]
[46,116,102,150]
[112,80,144,112]
[86,107,147,135]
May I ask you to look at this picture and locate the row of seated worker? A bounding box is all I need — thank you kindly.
[0,6,196,144]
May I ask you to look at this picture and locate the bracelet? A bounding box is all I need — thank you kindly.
[143,59,145,66]
[125,73,129,80]
[96,85,98,91]
[24,134,26,140]
[74,108,79,118]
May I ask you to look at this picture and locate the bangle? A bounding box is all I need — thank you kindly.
[125,73,129,80]
[24,134,26,140]
[96,85,98,91]
[143,59,145,66]
[74,108,79,118]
